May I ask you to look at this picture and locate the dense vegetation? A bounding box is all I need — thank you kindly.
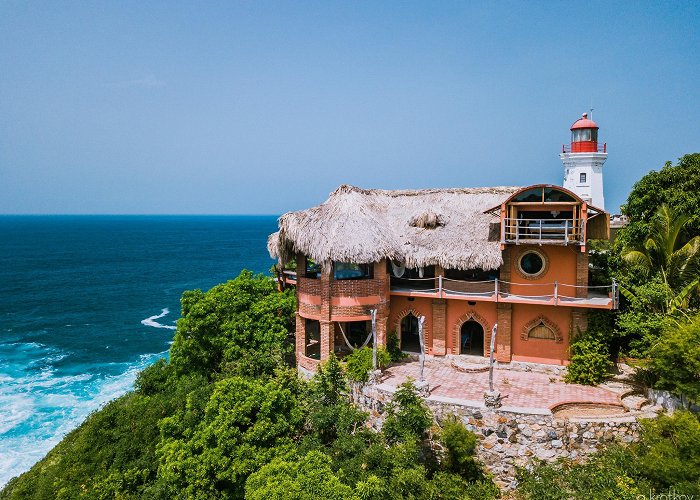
[564,154,700,396]
[1,271,496,499]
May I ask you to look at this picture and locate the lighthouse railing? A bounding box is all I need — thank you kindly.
[562,142,607,153]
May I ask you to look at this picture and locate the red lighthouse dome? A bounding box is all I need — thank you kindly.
[567,112,604,153]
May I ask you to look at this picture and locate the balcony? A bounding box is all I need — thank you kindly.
[562,143,607,153]
[502,217,584,245]
[282,270,297,285]
[390,277,618,310]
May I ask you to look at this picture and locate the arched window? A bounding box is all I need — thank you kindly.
[527,321,556,340]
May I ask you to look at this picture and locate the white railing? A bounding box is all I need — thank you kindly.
[502,217,584,244]
[390,277,618,308]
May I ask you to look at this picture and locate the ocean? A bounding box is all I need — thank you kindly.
[0,215,278,486]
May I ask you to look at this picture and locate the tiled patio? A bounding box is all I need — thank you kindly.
[378,359,622,414]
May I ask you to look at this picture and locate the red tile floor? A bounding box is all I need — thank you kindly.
[379,359,621,412]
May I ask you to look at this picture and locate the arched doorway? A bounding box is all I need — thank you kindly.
[400,313,421,353]
[460,320,484,356]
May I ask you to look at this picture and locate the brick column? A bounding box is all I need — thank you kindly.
[576,252,589,298]
[296,313,306,360]
[320,320,335,360]
[431,299,447,355]
[571,310,588,338]
[374,260,390,346]
[496,303,512,362]
[318,261,333,359]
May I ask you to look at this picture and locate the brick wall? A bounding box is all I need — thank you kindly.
[295,313,305,361]
[571,310,588,337]
[320,320,334,360]
[575,252,589,298]
[298,353,320,372]
[496,303,512,362]
[500,248,511,293]
[331,278,384,297]
[432,299,447,355]
[298,277,322,296]
[299,302,321,318]
[332,305,375,317]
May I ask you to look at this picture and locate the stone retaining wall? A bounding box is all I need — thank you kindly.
[352,383,640,489]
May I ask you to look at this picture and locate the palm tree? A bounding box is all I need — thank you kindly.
[622,204,700,312]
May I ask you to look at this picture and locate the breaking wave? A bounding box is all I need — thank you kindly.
[141,308,177,330]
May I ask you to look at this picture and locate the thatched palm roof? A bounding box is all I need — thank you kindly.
[268,184,521,271]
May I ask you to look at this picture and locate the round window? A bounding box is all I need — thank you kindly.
[519,251,545,277]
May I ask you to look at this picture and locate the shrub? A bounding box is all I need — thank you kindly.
[633,411,700,493]
[650,314,700,403]
[382,381,432,443]
[438,415,482,481]
[565,337,612,385]
[344,346,390,383]
[386,331,407,362]
[245,451,356,500]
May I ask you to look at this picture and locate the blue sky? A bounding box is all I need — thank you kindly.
[1,1,698,214]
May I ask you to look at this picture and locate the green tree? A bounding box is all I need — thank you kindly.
[245,451,357,500]
[621,204,700,311]
[305,355,368,445]
[344,346,390,383]
[438,416,483,481]
[621,153,700,246]
[169,271,296,378]
[650,314,700,402]
[382,381,432,443]
[156,376,303,499]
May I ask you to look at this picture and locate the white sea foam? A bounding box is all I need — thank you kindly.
[0,348,168,487]
[141,308,177,330]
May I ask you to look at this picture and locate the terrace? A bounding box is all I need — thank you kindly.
[389,276,618,309]
[281,271,618,309]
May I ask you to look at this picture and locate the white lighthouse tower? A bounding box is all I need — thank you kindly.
[560,113,607,209]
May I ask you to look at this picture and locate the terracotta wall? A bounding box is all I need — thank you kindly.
[507,245,580,297]
[444,300,498,356]
[388,296,434,353]
[510,304,574,365]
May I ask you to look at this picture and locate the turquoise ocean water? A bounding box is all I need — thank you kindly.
[0,216,277,486]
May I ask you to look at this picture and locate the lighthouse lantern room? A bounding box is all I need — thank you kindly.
[560,112,607,209]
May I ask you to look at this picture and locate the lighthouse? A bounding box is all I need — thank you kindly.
[560,113,607,209]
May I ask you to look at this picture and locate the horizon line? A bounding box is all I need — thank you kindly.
[0,213,282,217]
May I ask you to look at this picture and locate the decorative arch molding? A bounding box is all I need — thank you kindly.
[394,308,430,348]
[522,315,563,343]
[452,310,491,355]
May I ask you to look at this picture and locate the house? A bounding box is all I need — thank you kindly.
[267,115,617,373]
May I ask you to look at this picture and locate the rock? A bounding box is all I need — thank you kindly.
[536,448,556,460]
[551,440,563,448]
